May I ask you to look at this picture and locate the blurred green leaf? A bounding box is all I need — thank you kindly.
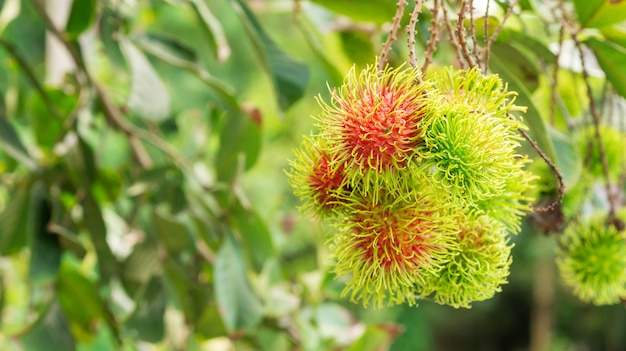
[346,324,398,351]
[76,324,118,351]
[0,184,30,255]
[0,0,20,35]
[0,117,37,170]
[490,53,557,163]
[120,38,171,122]
[134,33,240,110]
[214,233,263,332]
[20,300,76,351]
[573,0,626,28]
[340,31,376,68]
[231,198,275,272]
[57,253,110,341]
[601,25,626,48]
[585,37,626,99]
[491,43,540,92]
[81,191,117,283]
[66,0,96,39]
[124,277,166,343]
[189,0,231,62]
[28,183,62,283]
[216,109,261,182]
[134,33,197,67]
[121,242,161,296]
[504,30,556,65]
[231,0,309,111]
[28,87,77,152]
[310,0,397,24]
[549,128,582,191]
[152,208,194,255]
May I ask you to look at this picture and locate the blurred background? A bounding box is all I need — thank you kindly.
[0,0,624,350]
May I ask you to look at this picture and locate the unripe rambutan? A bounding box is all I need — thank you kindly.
[418,67,530,206]
[330,188,460,308]
[419,214,513,309]
[316,63,432,199]
[557,215,626,305]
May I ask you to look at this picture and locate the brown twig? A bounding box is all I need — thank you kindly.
[406,0,424,69]
[31,0,154,169]
[482,0,520,69]
[421,0,441,73]
[519,127,566,212]
[457,0,477,68]
[468,0,481,67]
[555,2,619,225]
[379,0,408,72]
[483,0,490,71]
[440,0,465,68]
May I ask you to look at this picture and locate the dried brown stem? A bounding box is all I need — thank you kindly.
[379,0,408,72]
[482,0,520,69]
[440,0,465,68]
[469,0,480,65]
[457,0,477,68]
[483,0,490,71]
[421,0,441,73]
[406,0,424,69]
[519,128,565,212]
[556,2,619,225]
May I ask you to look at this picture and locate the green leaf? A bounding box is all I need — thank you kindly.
[66,0,96,39]
[28,87,78,152]
[121,242,161,296]
[20,300,76,351]
[231,0,309,111]
[81,191,117,283]
[120,38,171,122]
[573,0,626,28]
[310,0,398,24]
[28,183,62,282]
[491,43,541,92]
[503,30,556,65]
[134,33,240,110]
[152,208,194,255]
[601,25,626,48]
[76,324,118,351]
[0,184,30,255]
[549,128,582,191]
[133,33,197,67]
[124,277,166,343]
[0,117,37,170]
[490,53,557,163]
[231,198,275,272]
[0,0,20,35]
[215,109,261,182]
[189,0,231,62]
[57,253,109,341]
[585,37,626,99]
[214,233,263,332]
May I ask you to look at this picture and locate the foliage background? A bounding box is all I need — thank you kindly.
[0,0,625,350]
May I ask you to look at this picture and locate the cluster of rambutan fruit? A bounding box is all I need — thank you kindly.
[288,63,535,308]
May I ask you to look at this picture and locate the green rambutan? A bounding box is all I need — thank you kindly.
[557,215,626,305]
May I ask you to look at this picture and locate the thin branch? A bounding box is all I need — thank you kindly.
[421,0,441,73]
[482,0,520,69]
[556,3,619,226]
[378,0,408,72]
[519,128,565,212]
[0,39,62,120]
[469,0,480,66]
[440,0,465,68]
[406,0,424,69]
[31,0,154,169]
[457,0,477,68]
